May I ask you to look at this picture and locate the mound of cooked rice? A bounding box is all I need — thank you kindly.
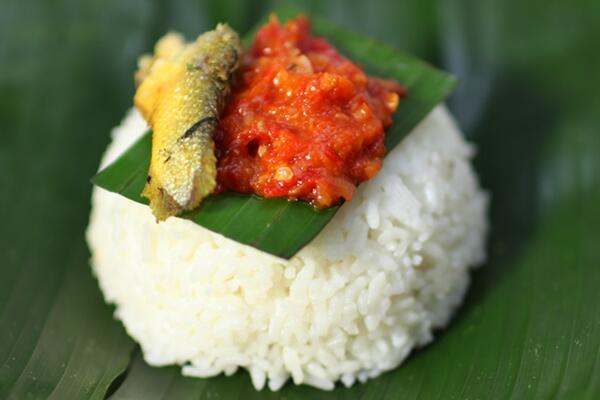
[86,106,488,391]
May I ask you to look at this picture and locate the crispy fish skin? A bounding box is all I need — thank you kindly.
[135,24,241,221]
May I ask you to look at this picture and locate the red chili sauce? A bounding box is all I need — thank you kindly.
[215,16,405,207]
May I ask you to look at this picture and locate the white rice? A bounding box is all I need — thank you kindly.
[86,106,488,391]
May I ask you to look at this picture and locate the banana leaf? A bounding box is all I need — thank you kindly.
[1,0,599,399]
[92,5,456,259]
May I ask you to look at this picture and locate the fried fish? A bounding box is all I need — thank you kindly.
[134,24,241,221]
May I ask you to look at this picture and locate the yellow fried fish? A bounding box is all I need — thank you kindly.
[134,24,241,221]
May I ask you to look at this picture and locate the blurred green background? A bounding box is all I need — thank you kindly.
[1,0,599,399]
